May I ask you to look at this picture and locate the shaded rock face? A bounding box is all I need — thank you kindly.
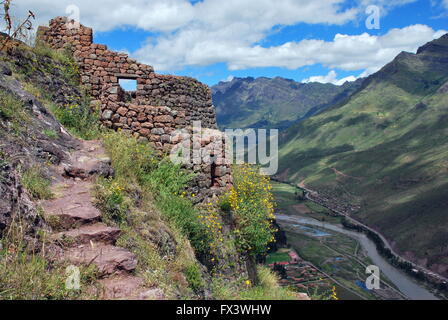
[0,52,80,168]
[6,47,84,108]
[0,163,47,237]
[0,50,80,238]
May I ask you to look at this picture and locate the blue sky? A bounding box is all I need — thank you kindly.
[15,0,448,86]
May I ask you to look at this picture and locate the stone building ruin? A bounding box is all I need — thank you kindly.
[37,17,231,195]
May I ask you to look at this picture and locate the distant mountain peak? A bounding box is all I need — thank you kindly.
[416,32,448,55]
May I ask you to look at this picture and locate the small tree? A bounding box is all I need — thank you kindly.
[227,164,277,285]
[0,0,35,51]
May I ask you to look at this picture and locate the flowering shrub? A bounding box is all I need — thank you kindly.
[94,178,129,224]
[331,286,339,300]
[198,201,225,258]
[226,164,277,256]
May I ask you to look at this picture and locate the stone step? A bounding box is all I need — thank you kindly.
[61,244,137,276]
[98,275,165,300]
[63,158,113,180]
[63,140,113,180]
[53,223,121,246]
[40,180,102,230]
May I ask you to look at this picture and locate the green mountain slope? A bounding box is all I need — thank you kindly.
[212,76,362,130]
[277,34,448,276]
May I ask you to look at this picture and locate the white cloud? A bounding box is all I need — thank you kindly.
[303,70,358,85]
[7,0,446,75]
[360,0,418,10]
[135,23,446,72]
[12,0,358,33]
[444,0,448,8]
[11,0,196,32]
[7,0,358,70]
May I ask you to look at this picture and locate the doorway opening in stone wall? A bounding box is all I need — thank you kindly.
[210,154,218,187]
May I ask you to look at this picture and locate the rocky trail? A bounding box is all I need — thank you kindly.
[40,140,163,300]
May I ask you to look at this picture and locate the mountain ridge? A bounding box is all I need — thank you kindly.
[212,76,363,130]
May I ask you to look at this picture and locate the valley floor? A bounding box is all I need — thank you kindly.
[270,181,445,300]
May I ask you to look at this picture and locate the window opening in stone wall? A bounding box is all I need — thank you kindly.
[118,78,137,102]
[119,78,137,92]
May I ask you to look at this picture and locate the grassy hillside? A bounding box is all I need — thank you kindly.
[212,76,362,130]
[277,34,448,275]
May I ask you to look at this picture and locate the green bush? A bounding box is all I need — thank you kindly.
[143,159,194,195]
[155,189,211,255]
[0,222,97,300]
[211,266,298,300]
[0,248,75,300]
[32,44,80,86]
[101,131,156,184]
[239,267,298,300]
[218,193,232,213]
[141,159,211,253]
[21,165,53,200]
[99,131,217,297]
[43,129,58,139]
[101,131,212,255]
[0,91,29,130]
[50,102,101,140]
[33,44,72,64]
[185,264,204,293]
[94,178,129,224]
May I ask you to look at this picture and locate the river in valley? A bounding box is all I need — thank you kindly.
[276,214,439,300]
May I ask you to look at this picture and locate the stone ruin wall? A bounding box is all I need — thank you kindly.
[37,17,231,195]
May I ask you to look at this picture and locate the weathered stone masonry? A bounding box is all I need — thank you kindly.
[37,17,231,193]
